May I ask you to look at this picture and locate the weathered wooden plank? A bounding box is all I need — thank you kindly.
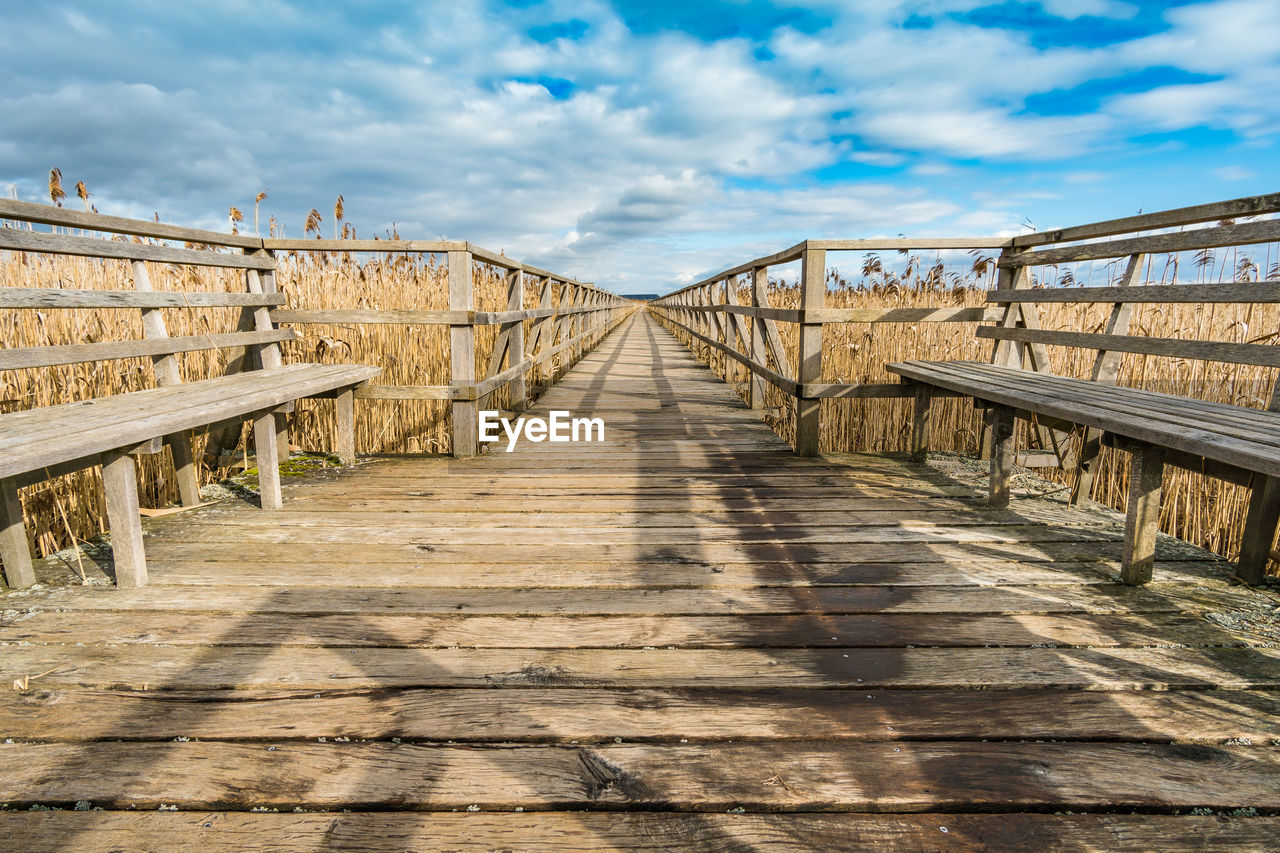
[5,643,1279,689]
[3,686,1275,743]
[794,247,824,455]
[59,557,1230,590]
[0,329,297,371]
[0,198,267,249]
[334,387,357,466]
[939,362,1280,449]
[976,325,1280,367]
[0,287,285,308]
[25,579,1243,616]
[989,281,1280,304]
[130,259,202,506]
[1000,218,1280,266]
[1011,191,1280,248]
[127,521,1122,546]
[0,226,275,268]
[2,812,1278,853]
[0,611,1252,650]
[2,741,1279,810]
[989,405,1015,507]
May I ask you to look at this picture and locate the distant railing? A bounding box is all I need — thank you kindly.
[263,239,632,456]
[649,237,1006,456]
[649,192,1280,458]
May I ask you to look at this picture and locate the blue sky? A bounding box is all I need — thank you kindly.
[1,0,1277,292]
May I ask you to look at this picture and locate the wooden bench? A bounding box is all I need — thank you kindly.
[0,220,379,590]
[890,360,1280,585]
[888,211,1280,587]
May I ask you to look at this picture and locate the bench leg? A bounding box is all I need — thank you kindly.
[910,384,932,463]
[0,478,36,589]
[1238,475,1280,585]
[101,450,147,588]
[1121,443,1164,586]
[254,410,283,510]
[168,430,202,507]
[335,387,357,466]
[1070,426,1104,507]
[988,406,1015,508]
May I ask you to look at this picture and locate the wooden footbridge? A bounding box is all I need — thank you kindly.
[3,197,1280,850]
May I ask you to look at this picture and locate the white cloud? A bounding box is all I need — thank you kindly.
[1,0,1277,293]
[1214,166,1256,181]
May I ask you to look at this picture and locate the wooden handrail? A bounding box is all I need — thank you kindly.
[2,202,635,459]
[650,191,1280,456]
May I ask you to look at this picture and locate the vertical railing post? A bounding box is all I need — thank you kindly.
[529,275,552,392]
[249,254,292,464]
[748,266,767,411]
[509,269,527,413]
[449,249,478,457]
[715,279,727,380]
[794,244,825,456]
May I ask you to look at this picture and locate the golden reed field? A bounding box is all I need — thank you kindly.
[2,225,1278,577]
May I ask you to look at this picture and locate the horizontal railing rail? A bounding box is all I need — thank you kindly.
[1,200,634,459]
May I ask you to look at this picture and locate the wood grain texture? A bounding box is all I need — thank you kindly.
[4,310,1277,842]
[3,740,1279,810]
[5,811,1279,853]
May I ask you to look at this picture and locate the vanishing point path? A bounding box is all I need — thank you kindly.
[2,310,1279,849]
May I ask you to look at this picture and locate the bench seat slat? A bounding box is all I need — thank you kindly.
[0,364,380,480]
[933,362,1280,447]
[939,365,1280,450]
[887,361,1280,478]
[913,362,1280,446]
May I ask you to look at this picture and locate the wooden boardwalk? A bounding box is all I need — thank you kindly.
[3,310,1280,850]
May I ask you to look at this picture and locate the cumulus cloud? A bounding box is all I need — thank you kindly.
[0,0,1276,292]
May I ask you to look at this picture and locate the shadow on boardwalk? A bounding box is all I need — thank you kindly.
[2,312,1279,850]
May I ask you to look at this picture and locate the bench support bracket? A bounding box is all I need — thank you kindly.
[1239,475,1280,586]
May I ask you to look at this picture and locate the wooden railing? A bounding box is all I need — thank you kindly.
[649,237,1006,455]
[0,199,633,460]
[650,192,1280,458]
[263,240,632,456]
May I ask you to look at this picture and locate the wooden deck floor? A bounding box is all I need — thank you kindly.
[3,310,1280,850]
